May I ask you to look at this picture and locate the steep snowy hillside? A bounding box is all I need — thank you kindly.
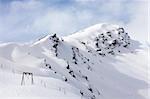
[0,23,149,99]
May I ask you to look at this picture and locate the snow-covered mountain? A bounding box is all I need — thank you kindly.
[0,23,149,99]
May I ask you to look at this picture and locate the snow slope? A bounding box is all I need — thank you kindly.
[0,23,149,99]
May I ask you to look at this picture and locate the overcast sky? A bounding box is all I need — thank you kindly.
[0,0,149,43]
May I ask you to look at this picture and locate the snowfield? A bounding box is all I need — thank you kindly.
[0,23,149,99]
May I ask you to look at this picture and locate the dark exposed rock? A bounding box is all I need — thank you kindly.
[80,90,84,96]
[88,88,93,93]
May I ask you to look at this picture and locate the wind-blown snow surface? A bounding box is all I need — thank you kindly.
[0,23,149,99]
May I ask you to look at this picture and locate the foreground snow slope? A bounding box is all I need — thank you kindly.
[0,23,149,99]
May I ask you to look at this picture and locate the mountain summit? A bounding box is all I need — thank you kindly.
[0,23,148,99]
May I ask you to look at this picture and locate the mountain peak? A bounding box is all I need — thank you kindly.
[0,23,147,99]
[66,23,120,40]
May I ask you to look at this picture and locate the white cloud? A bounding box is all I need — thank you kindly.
[125,1,148,44]
[0,0,148,42]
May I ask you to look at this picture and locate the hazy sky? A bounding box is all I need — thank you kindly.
[0,0,149,43]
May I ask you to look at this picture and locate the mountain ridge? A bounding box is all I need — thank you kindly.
[0,23,149,99]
